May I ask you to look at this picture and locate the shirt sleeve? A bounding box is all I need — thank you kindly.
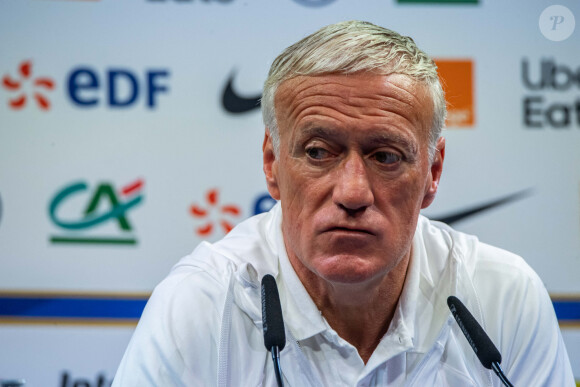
[112,265,228,386]
[502,273,575,386]
[473,244,575,386]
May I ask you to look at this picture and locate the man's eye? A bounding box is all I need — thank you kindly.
[306,147,329,160]
[373,151,401,165]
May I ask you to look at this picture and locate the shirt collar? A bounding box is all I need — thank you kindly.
[363,234,421,370]
[271,203,422,348]
[274,207,328,341]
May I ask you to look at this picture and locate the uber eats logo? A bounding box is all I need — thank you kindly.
[49,179,144,245]
[522,58,580,129]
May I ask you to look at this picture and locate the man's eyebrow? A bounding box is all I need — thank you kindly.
[297,126,418,155]
[365,132,418,155]
[299,126,344,140]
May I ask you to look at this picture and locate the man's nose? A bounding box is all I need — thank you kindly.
[332,152,374,214]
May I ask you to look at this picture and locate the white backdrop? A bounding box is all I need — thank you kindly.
[1,0,579,385]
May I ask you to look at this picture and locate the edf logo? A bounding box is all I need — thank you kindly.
[2,60,170,111]
[67,67,169,108]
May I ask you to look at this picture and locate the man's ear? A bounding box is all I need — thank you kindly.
[421,137,445,209]
[263,129,281,200]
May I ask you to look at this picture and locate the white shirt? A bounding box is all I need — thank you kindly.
[113,203,574,386]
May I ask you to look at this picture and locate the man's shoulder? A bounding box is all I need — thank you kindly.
[171,204,281,280]
[416,215,546,310]
[418,215,536,278]
[135,208,281,343]
[415,218,572,386]
[152,204,281,304]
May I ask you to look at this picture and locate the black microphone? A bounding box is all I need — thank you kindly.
[447,296,514,387]
[261,274,286,387]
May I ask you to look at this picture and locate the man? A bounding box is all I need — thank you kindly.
[113,21,574,386]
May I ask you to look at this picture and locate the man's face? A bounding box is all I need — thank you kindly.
[263,73,444,287]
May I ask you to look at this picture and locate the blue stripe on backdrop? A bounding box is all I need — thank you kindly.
[0,295,148,320]
[0,295,578,323]
[553,300,580,322]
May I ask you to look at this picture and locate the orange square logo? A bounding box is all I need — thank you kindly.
[434,59,475,127]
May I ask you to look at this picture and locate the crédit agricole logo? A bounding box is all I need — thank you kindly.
[49,179,144,245]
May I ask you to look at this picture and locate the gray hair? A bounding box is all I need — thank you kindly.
[262,20,446,160]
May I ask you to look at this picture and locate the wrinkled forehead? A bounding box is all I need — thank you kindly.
[274,73,434,141]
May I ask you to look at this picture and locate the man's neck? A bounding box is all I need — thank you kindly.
[290,251,411,364]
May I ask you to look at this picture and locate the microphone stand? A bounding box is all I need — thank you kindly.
[491,362,514,387]
[447,296,515,387]
[270,346,284,387]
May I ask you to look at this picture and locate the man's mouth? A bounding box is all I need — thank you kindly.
[326,226,375,236]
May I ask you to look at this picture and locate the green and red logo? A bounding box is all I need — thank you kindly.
[49,179,144,245]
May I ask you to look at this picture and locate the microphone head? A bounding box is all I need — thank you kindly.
[261,274,286,351]
[447,296,502,369]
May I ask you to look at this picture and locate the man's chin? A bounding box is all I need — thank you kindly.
[315,256,388,285]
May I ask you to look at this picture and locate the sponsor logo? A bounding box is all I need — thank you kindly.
[147,0,234,3]
[428,190,531,225]
[48,179,144,245]
[0,380,25,387]
[42,0,100,2]
[539,5,575,42]
[190,190,276,238]
[67,67,170,108]
[60,371,112,387]
[253,192,277,215]
[190,188,242,237]
[2,60,170,111]
[2,60,55,111]
[222,71,261,114]
[292,0,336,7]
[398,0,477,3]
[522,58,579,129]
[434,59,475,127]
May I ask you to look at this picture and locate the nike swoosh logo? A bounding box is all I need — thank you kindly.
[429,190,532,225]
[222,71,261,114]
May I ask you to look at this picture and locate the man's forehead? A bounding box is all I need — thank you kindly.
[276,72,424,97]
[274,73,433,137]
